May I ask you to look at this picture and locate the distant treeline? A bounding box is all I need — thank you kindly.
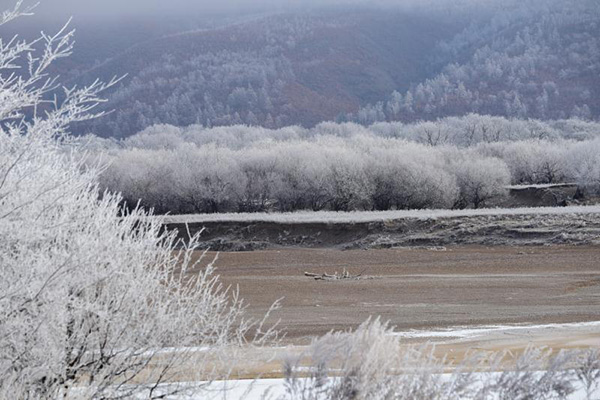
[86,115,600,214]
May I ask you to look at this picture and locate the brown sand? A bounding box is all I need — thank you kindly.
[191,245,600,344]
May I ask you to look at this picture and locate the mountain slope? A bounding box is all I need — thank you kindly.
[354,0,600,124]
[69,9,457,138]
[57,0,600,138]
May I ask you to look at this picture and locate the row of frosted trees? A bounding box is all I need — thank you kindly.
[98,137,509,213]
[94,123,600,214]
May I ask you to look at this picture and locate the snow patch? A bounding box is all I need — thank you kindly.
[393,321,600,339]
[164,205,600,225]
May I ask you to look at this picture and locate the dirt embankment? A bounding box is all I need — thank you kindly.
[165,212,600,251]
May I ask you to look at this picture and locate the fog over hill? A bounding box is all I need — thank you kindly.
[352,0,600,124]
[32,0,475,18]
[7,0,600,137]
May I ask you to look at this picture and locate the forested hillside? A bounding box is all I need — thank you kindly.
[354,0,600,123]
[69,8,456,138]
[14,0,598,138]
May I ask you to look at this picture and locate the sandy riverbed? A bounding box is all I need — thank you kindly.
[190,246,600,344]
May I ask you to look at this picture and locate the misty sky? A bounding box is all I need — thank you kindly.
[35,0,274,17]
[31,0,402,19]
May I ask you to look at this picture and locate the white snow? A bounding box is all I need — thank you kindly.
[144,376,592,399]
[392,321,600,339]
[506,183,578,190]
[122,321,600,398]
[164,205,600,225]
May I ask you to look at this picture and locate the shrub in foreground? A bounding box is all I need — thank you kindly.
[0,4,275,398]
[280,319,600,400]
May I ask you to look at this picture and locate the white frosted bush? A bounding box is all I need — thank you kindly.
[567,139,600,195]
[0,4,275,398]
[279,319,599,400]
[453,156,511,208]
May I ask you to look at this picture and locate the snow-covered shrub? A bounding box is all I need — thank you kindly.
[279,319,600,400]
[173,145,245,213]
[452,156,511,208]
[368,141,458,210]
[237,146,281,212]
[320,144,374,211]
[0,4,275,398]
[281,319,404,400]
[567,139,600,195]
[101,148,181,213]
[476,140,569,184]
[271,142,331,211]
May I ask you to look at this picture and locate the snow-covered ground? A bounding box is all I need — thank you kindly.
[393,321,600,340]
[164,205,600,225]
[140,376,593,400]
[506,183,578,190]
[129,320,600,399]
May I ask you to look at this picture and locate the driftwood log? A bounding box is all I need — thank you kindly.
[304,268,363,281]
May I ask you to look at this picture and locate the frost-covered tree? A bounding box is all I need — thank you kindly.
[175,146,245,213]
[453,157,511,209]
[368,141,458,210]
[567,139,600,195]
[0,3,275,398]
[477,140,568,185]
